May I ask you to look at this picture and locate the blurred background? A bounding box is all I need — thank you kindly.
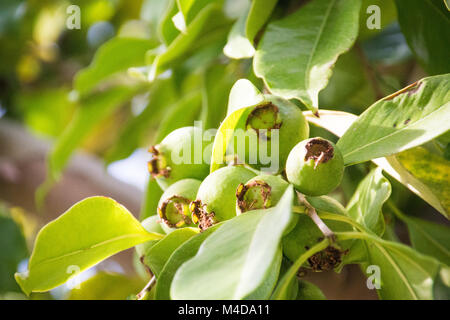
[0,0,448,299]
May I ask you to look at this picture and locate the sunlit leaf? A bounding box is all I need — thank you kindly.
[74,37,157,96]
[226,79,264,115]
[155,225,218,299]
[149,2,227,80]
[347,168,392,236]
[337,74,450,165]
[15,197,163,295]
[396,147,450,216]
[364,236,440,300]
[143,227,199,277]
[254,0,361,111]
[245,0,278,42]
[223,3,255,59]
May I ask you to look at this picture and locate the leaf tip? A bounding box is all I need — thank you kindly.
[15,272,31,296]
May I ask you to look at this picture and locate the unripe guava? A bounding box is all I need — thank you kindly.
[236,174,289,214]
[190,166,256,230]
[286,138,344,196]
[157,178,202,233]
[148,127,209,190]
[240,96,309,173]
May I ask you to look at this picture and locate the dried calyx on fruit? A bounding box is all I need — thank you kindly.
[148,126,209,190]
[307,245,348,272]
[246,102,282,139]
[286,138,344,196]
[157,179,201,233]
[236,174,289,214]
[190,166,256,231]
[241,96,309,173]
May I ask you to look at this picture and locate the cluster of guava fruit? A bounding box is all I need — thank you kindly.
[145,97,344,232]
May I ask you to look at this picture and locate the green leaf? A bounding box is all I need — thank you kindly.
[74,37,157,96]
[346,168,392,236]
[392,208,450,266]
[0,205,28,293]
[296,280,326,300]
[141,0,172,39]
[68,272,144,300]
[226,79,264,115]
[254,0,361,111]
[223,3,255,59]
[223,0,278,59]
[363,236,440,300]
[395,0,450,75]
[245,0,278,42]
[149,2,227,80]
[15,197,163,295]
[171,186,294,300]
[273,239,330,300]
[209,105,256,172]
[337,74,450,165]
[144,227,199,277]
[155,226,218,300]
[158,0,180,45]
[396,147,450,216]
[176,0,217,30]
[271,260,326,300]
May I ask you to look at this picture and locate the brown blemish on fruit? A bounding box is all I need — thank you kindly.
[246,102,282,139]
[304,138,334,169]
[158,195,192,228]
[236,180,272,213]
[383,81,422,101]
[190,200,216,231]
[148,145,170,178]
[307,245,348,272]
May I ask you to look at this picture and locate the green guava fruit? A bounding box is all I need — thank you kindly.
[148,126,209,190]
[286,138,344,196]
[236,174,289,214]
[157,178,202,232]
[190,166,256,230]
[238,96,309,173]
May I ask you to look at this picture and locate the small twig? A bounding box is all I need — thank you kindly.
[136,275,156,300]
[297,192,335,241]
